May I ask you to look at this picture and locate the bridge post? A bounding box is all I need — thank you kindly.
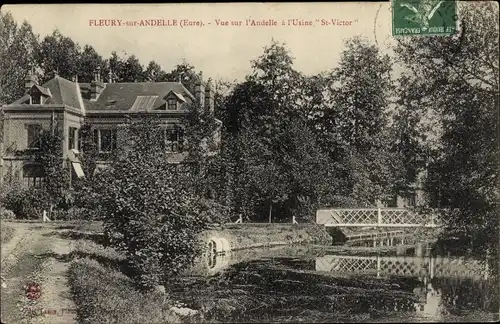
[377,208,382,226]
[377,256,381,278]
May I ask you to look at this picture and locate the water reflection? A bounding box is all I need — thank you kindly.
[171,240,498,323]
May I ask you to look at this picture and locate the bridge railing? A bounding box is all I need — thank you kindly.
[316,208,437,227]
[316,255,488,280]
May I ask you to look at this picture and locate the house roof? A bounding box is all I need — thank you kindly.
[80,82,195,111]
[130,95,159,112]
[168,90,187,103]
[33,84,52,97]
[7,76,196,114]
[43,76,85,110]
[9,76,84,110]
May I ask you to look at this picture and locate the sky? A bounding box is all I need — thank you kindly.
[3,3,396,82]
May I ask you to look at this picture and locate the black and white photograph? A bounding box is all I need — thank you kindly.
[0,2,499,323]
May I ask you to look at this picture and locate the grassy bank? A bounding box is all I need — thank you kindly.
[66,238,200,324]
[63,222,329,324]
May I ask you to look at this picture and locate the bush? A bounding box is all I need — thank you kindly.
[49,207,95,221]
[2,187,52,219]
[0,207,15,219]
[94,117,210,291]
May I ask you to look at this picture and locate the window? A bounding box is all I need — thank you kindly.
[23,164,45,188]
[68,127,78,150]
[31,94,41,104]
[167,98,178,110]
[26,124,42,149]
[164,126,184,152]
[99,129,117,153]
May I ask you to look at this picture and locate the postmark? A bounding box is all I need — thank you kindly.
[392,0,458,36]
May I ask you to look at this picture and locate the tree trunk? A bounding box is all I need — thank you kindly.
[269,202,272,224]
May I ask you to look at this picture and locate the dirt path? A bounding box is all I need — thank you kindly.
[1,222,77,324]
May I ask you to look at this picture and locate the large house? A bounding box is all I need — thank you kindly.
[0,69,221,188]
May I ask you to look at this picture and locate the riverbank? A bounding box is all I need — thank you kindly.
[202,223,332,251]
[1,220,331,324]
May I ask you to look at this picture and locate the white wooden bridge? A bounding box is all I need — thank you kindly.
[316,208,440,228]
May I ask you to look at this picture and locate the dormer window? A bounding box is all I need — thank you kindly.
[167,98,178,110]
[31,94,41,104]
[28,85,51,105]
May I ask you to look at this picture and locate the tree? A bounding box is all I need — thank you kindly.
[78,45,106,83]
[316,37,397,206]
[107,51,126,82]
[94,116,209,290]
[144,60,167,82]
[121,54,145,82]
[164,60,200,93]
[36,29,81,82]
[215,40,340,222]
[394,2,499,253]
[0,12,39,104]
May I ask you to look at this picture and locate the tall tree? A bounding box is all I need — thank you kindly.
[36,29,81,82]
[121,54,145,82]
[77,45,105,83]
[164,60,199,93]
[0,12,39,104]
[394,2,499,253]
[107,51,126,82]
[315,37,397,206]
[216,41,337,221]
[144,60,167,82]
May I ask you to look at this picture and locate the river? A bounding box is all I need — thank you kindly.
[168,235,499,323]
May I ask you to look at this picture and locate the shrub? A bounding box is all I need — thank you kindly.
[0,206,15,219]
[2,187,52,219]
[94,117,210,291]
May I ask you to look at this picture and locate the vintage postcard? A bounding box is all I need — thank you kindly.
[0,2,498,323]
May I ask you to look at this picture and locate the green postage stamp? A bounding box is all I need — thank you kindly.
[392,0,458,36]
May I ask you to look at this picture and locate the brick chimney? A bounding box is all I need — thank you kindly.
[204,78,214,114]
[90,67,105,100]
[24,71,38,94]
[194,71,205,109]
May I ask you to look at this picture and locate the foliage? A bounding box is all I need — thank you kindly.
[78,122,100,179]
[163,59,200,94]
[2,187,51,219]
[393,2,499,253]
[317,36,398,205]
[1,124,71,219]
[69,258,185,324]
[37,29,81,82]
[0,11,205,101]
[0,11,39,104]
[34,128,71,207]
[93,116,212,290]
[215,38,398,222]
[0,206,15,219]
[78,45,107,83]
[144,60,167,82]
